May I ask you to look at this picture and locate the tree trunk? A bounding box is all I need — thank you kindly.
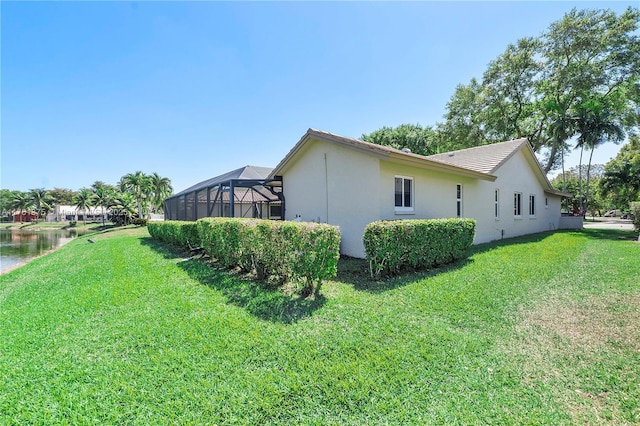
[585,146,595,219]
[578,145,585,214]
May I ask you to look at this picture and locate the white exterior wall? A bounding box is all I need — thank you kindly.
[379,161,476,220]
[485,150,563,242]
[281,140,566,258]
[281,139,380,258]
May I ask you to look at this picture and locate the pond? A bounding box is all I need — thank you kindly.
[0,229,86,273]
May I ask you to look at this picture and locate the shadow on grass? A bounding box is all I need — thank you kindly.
[140,238,325,324]
[337,228,637,293]
[335,256,473,293]
[580,227,638,242]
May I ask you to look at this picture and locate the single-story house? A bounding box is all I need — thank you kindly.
[269,129,577,258]
[45,205,110,222]
[13,211,38,223]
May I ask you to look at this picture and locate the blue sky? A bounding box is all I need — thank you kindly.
[2,1,636,193]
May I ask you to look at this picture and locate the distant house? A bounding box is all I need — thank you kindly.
[269,129,577,258]
[164,165,283,221]
[13,211,38,223]
[46,205,109,222]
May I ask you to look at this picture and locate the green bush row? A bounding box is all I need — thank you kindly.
[147,220,200,248]
[149,218,341,297]
[363,218,476,278]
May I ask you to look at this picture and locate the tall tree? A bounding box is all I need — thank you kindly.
[438,7,640,172]
[600,135,640,208]
[48,188,76,206]
[93,186,114,226]
[0,190,18,218]
[29,188,53,220]
[120,171,151,218]
[149,173,173,214]
[12,192,34,223]
[437,78,489,150]
[361,124,438,156]
[110,191,137,226]
[73,188,94,224]
[573,97,625,213]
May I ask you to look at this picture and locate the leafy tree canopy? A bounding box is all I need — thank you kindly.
[361,124,438,156]
[364,7,640,173]
[600,134,640,208]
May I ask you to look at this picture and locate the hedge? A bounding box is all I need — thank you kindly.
[151,218,341,297]
[363,218,476,278]
[196,218,251,269]
[147,220,200,249]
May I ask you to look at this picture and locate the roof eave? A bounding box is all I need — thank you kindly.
[270,128,496,181]
[545,188,573,198]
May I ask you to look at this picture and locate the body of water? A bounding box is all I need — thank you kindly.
[0,229,84,273]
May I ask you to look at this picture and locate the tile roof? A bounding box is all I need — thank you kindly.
[271,129,497,181]
[426,138,529,174]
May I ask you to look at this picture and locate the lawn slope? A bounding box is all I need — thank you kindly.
[1,227,638,424]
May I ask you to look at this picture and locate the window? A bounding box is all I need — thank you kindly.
[545,197,549,209]
[456,184,463,218]
[514,192,522,217]
[269,204,282,219]
[494,189,500,219]
[529,195,536,217]
[395,176,413,212]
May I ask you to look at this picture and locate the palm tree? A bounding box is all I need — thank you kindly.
[573,99,625,215]
[149,172,173,214]
[120,171,150,219]
[29,188,52,221]
[12,192,33,223]
[110,192,137,226]
[93,186,114,226]
[545,100,576,196]
[73,188,94,224]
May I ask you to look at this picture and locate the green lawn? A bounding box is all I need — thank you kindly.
[1,226,638,425]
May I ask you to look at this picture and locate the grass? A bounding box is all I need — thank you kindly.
[0,227,638,424]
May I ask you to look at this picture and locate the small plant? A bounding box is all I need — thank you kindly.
[132,218,148,226]
[69,220,77,227]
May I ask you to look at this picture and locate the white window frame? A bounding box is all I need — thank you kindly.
[529,194,536,217]
[514,192,522,218]
[456,184,463,218]
[394,176,414,213]
[494,189,500,220]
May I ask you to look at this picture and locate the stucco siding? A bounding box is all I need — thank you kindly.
[379,161,475,220]
[280,138,380,258]
[487,150,562,242]
[278,131,567,258]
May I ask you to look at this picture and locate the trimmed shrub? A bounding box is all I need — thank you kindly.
[197,218,251,269]
[196,218,340,297]
[363,218,476,278]
[150,218,340,297]
[147,221,200,249]
[132,218,148,226]
[247,221,341,296]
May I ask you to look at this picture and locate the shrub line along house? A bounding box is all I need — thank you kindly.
[166,129,577,258]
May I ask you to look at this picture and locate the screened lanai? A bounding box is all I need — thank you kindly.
[163,165,284,221]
